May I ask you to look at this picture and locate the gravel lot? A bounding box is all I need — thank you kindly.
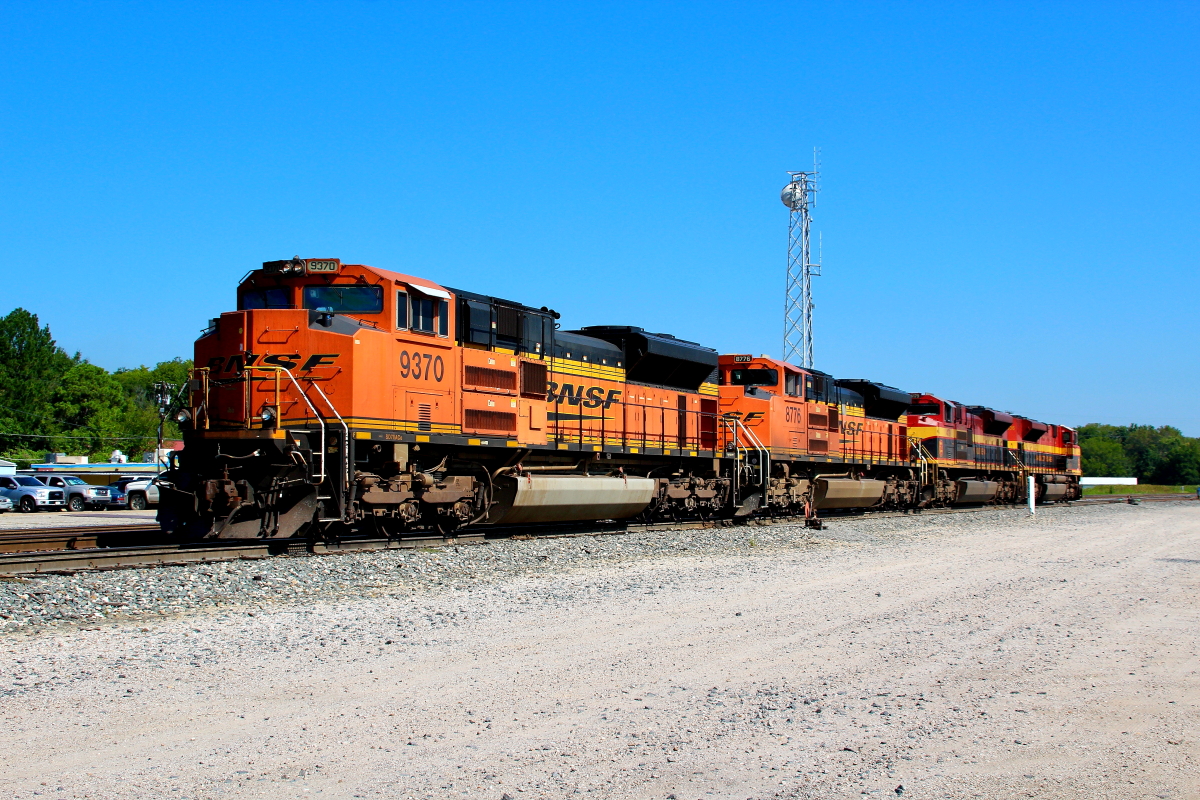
[1,502,1197,799]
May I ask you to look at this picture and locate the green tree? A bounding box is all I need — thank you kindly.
[1152,437,1200,485]
[47,363,145,458]
[113,358,194,443]
[0,308,75,452]
[1080,438,1132,477]
[1077,422,1200,484]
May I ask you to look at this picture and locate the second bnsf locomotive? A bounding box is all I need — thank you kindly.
[157,257,1081,541]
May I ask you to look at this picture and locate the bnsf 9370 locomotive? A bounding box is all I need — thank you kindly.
[157,257,1080,541]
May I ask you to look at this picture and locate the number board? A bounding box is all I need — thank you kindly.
[305,259,340,274]
[733,355,752,362]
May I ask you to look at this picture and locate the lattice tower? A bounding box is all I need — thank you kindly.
[781,166,820,367]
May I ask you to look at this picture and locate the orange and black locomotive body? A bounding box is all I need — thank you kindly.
[158,256,1081,541]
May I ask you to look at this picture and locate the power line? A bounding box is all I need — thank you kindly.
[0,431,158,442]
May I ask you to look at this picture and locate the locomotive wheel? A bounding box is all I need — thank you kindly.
[427,514,461,537]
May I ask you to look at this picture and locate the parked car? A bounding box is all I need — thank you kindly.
[36,475,112,511]
[121,476,161,510]
[0,495,11,513]
[0,475,66,512]
[104,484,128,508]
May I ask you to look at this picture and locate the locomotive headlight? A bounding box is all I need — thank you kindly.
[260,407,276,423]
[175,409,192,423]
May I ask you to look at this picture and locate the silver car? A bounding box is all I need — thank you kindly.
[0,495,11,513]
[37,475,112,511]
[0,475,66,512]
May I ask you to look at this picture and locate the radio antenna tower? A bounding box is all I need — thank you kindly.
[781,149,821,368]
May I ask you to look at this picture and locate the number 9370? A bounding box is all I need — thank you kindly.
[399,350,445,381]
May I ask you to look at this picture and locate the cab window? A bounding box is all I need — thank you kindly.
[239,288,292,309]
[730,368,779,387]
[412,296,435,333]
[396,291,408,329]
[784,373,800,396]
[409,295,449,336]
[302,285,384,314]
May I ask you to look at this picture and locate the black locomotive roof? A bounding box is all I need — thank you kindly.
[553,331,623,365]
[568,326,718,392]
[445,286,559,318]
[836,379,910,420]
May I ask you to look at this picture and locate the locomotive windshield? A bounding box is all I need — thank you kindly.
[239,288,291,309]
[302,285,384,314]
[730,368,779,387]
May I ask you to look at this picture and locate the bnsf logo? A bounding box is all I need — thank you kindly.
[205,353,339,373]
[546,382,621,409]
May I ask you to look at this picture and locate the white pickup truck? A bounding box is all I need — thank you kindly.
[119,476,161,510]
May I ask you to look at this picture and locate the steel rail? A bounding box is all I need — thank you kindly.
[0,524,162,554]
[1,495,1194,576]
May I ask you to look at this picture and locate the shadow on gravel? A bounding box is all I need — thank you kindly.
[1158,558,1200,564]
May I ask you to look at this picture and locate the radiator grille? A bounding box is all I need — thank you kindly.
[496,305,521,338]
[520,361,548,399]
[465,409,516,432]
[417,404,432,432]
[464,365,517,391]
[808,413,828,429]
[807,438,829,453]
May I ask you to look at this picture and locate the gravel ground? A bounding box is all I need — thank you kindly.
[0,509,158,530]
[0,502,1197,799]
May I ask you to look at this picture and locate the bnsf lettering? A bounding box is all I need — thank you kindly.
[204,353,333,373]
[546,382,621,409]
[840,421,865,436]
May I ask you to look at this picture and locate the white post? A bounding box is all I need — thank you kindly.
[1027,475,1036,515]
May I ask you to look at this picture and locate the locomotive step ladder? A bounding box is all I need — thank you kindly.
[247,366,350,524]
[721,413,770,508]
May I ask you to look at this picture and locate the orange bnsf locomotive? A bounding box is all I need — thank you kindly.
[157,256,1080,541]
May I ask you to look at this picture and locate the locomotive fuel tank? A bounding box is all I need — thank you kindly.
[955,480,1000,504]
[814,478,887,510]
[487,474,658,525]
[1040,475,1071,502]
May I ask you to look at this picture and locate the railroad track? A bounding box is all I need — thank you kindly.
[1,495,1194,576]
[0,524,160,554]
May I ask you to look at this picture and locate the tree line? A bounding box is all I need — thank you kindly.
[0,308,191,467]
[1078,424,1200,485]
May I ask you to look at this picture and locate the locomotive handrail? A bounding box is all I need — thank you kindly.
[721,413,769,506]
[236,365,351,521]
[300,376,351,521]
[907,436,934,486]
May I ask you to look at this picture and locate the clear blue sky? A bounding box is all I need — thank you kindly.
[2,2,1197,433]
